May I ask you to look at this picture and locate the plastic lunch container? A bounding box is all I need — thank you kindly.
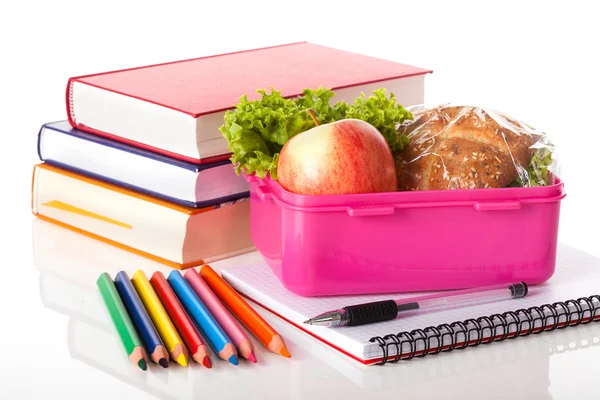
[245,173,566,297]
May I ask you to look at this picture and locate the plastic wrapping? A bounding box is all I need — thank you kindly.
[394,104,558,191]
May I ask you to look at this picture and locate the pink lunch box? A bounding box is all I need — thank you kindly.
[245,174,566,297]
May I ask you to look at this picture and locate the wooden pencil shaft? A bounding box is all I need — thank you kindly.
[131,270,186,355]
[167,271,233,357]
[114,271,166,358]
[199,265,277,346]
[150,272,206,356]
[96,272,143,354]
[185,270,252,352]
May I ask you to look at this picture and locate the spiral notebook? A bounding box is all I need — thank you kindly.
[221,243,600,366]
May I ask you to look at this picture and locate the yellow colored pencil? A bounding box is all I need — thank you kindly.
[131,270,189,367]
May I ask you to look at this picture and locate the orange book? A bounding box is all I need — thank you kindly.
[31,163,254,269]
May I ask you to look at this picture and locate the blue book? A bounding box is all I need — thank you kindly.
[38,121,249,208]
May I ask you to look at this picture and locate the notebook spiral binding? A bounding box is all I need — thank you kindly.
[369,295,600,365]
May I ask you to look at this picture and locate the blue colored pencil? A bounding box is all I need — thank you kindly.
[167,271,239,365]
[114,271,170,368]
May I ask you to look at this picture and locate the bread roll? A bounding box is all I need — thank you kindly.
[395,105,537,191]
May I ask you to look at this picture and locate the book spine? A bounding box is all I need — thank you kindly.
[66,78,77,127]
[31,164,42,216]
[37,125,45,161]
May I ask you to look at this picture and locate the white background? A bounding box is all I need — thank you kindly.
[2,1,600,399]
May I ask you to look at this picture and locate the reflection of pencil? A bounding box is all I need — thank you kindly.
[199,265,291,358]
[185,269,256,363]
[96,272,148,371]
[168,271,238,365]
[114,271,169,368]
[131,270,189,367]
[150,271,212,368]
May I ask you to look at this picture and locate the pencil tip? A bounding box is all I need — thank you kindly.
[248,352,257,363]
[228,354,239,365]
[177,354,188,367]
[138,359,147,371]
[279,346,291,358]
[202,356,212,369]
[159,358,169,368]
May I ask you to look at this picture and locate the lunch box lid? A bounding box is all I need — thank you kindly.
[244,174,565,214]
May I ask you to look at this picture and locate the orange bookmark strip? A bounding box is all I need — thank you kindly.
[42,200,132,229]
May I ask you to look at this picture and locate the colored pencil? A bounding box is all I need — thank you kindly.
[114,271,169,368]
[167,271,238,365]
[131,270,189,367]
[185,269,256,363]
[199,265,291,358]
[150,271,212,368]
[96,272,148,371]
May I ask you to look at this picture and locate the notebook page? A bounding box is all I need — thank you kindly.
[222,243,600,360]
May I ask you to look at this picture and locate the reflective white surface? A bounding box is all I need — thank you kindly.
[1,219,599,400]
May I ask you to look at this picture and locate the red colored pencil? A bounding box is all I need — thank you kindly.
[150,271,212,368]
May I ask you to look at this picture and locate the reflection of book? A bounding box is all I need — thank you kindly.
[32,163,254,269]
[32,217,175,286]
[39,272,107,329]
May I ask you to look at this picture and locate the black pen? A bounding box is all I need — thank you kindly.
[304,282,528,327]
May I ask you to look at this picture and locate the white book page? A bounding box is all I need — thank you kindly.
[40,126,198,202]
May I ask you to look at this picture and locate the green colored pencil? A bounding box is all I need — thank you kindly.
[97,272,148,371]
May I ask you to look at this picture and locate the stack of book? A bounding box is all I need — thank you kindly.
[31,41,431,269]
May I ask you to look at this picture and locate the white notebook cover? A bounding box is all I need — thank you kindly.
[221,243,600,365]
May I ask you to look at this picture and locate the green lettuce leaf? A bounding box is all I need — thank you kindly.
[344,88,411,152]
[219,87,412,179]
[507,147,554,187]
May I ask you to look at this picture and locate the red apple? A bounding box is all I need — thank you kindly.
[277,118,397,195]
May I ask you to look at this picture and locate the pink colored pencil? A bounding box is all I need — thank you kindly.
[184,270,257,363]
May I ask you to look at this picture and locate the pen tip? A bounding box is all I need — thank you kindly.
[303,319,311,325]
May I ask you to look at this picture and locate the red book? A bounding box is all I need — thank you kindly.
[66,42,431,163]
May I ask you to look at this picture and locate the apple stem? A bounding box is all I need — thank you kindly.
[307,109,320,126]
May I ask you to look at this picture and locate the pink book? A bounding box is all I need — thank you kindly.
[66,42,431,163]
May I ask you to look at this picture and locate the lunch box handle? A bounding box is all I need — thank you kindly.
[474,201,522,211]
[346,205,396,217]
[255,185,274,201]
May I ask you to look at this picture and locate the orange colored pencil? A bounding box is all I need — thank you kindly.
[198,265,290,358]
